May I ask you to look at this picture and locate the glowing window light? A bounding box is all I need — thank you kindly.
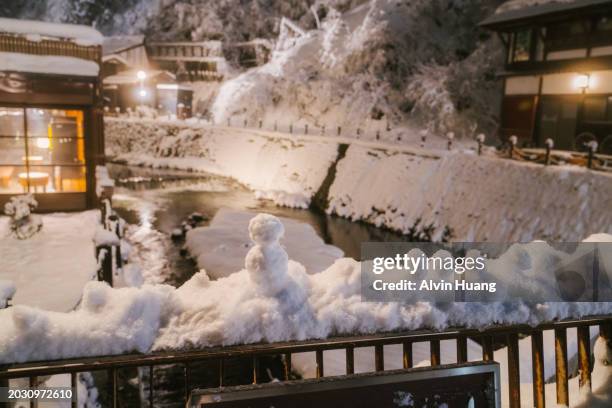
[36,138,50,149]
[573,74,591,90]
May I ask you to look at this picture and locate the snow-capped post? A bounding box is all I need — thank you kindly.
[127,107,132,118]
[420,129,428,148]
[103,106,109,116]
[447,132,454,151]
[476,133,485,155]
[545,138,554,165]
[376,130,380,140]
[259,119,263,129]
[356,128,361,138]
[509,135,518,159]
[114,106,120,116]
[337,126,341,136]
[3,194,43,239]
[305,124,308,135]
[587,140,598,169]
[386,122,391,132]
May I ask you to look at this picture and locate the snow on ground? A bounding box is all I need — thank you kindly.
[185,208,343,278]
[105,118,338,208]
[107,118,612,242]
[0,280,16,308]
[0,210,99,312]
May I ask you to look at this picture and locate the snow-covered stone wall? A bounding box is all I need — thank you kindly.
[328,146,612,242]
[105,118,339,208]
[106,118,612,241]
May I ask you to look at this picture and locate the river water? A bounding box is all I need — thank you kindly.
[107,163,412,285]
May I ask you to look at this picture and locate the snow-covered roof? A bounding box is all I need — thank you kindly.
[481,0,612,28]
[0,52,99,77]
[0,18,103,46]
[102,35,145,55]
[103,69,175,85]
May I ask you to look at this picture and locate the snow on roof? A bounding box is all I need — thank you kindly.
[0,52,99,77]
[481,0,611,27]
[103,69,175,85]
[0,18,103,46]
[102,35,145,55]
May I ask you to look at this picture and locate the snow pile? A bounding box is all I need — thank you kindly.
[573,336,612,408]
[327,145,612,241]
[0,280,16,308]
[0,210,99,312]
[3,194,42,240]
[185,208,343,278]
[2,213,611,364]
[105,119,338,208]
[95,165,115,197]
[0,17,104,45]
[495,0,575,14]
[0,52,100,77]
[0,282,176,363]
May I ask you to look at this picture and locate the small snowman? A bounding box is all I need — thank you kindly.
[245,213,290,296]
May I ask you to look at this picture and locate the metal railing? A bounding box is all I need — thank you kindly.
[1,316,610,408]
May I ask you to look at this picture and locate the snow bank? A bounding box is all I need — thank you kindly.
[328,145,612,241]
[105,118,338,208]
[0,17,104,45]
[0,52,100,77]
[2,213,611,365]
[185,208,343,278]
[0,211,99,312]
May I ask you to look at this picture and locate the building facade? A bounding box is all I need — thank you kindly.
[0,18,104,211]
[481,0,612,154]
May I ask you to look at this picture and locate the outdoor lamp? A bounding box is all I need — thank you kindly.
[139,89,147,98]
[137,70,147,81]
[574,74,590,91]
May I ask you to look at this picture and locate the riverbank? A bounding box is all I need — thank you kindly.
[105,118,612,241]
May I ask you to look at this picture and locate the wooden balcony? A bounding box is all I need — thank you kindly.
[0,33,101,63]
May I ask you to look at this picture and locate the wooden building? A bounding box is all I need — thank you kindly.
[0,18,104,211]
[102,35,147,78]
[146,41,226,81]
[481,0,612,154]
[103,69,193,117]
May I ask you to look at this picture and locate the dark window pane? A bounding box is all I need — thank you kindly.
[513,29,531,62]
[596,16,612,32]
[583,97,607,121]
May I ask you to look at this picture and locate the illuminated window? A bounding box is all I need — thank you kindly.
[0,107,86,195]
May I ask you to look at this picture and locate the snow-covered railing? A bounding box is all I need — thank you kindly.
[0,316,610,408]
[0,33,102,64]
[95,196,125,287]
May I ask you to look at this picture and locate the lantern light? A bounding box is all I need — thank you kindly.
[136,70,147,81]
[139,89,147,98]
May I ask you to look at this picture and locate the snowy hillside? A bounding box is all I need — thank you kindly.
[209,0,505,139]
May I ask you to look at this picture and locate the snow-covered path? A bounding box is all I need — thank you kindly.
[0,211,99,312]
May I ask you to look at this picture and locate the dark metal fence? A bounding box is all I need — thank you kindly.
[1,316,610,408]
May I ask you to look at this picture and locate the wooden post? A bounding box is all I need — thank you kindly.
[149,365,154,407]
[29,376,38,408]
[316,350,324,378]
[346,346,355,374]
[507,333,521,408]
[252,356,259,384]
[337,126,341,136]
[305,124,308,135]
[430,340,440,366]
[375,345,384,371]
[482,335,494,361]
[376,130,380,140]
[403,341,413,368]
[219,359,225,386]
[283,354,291,380]
[457,336,468,363]
[71,372,78,408]
[109,368,117,408]
[184,362,191,403]
[531,331,546,408]
[577,326,591,390]
[96,245,112,285]
[555,328,569,406]
[289,124,293,134]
